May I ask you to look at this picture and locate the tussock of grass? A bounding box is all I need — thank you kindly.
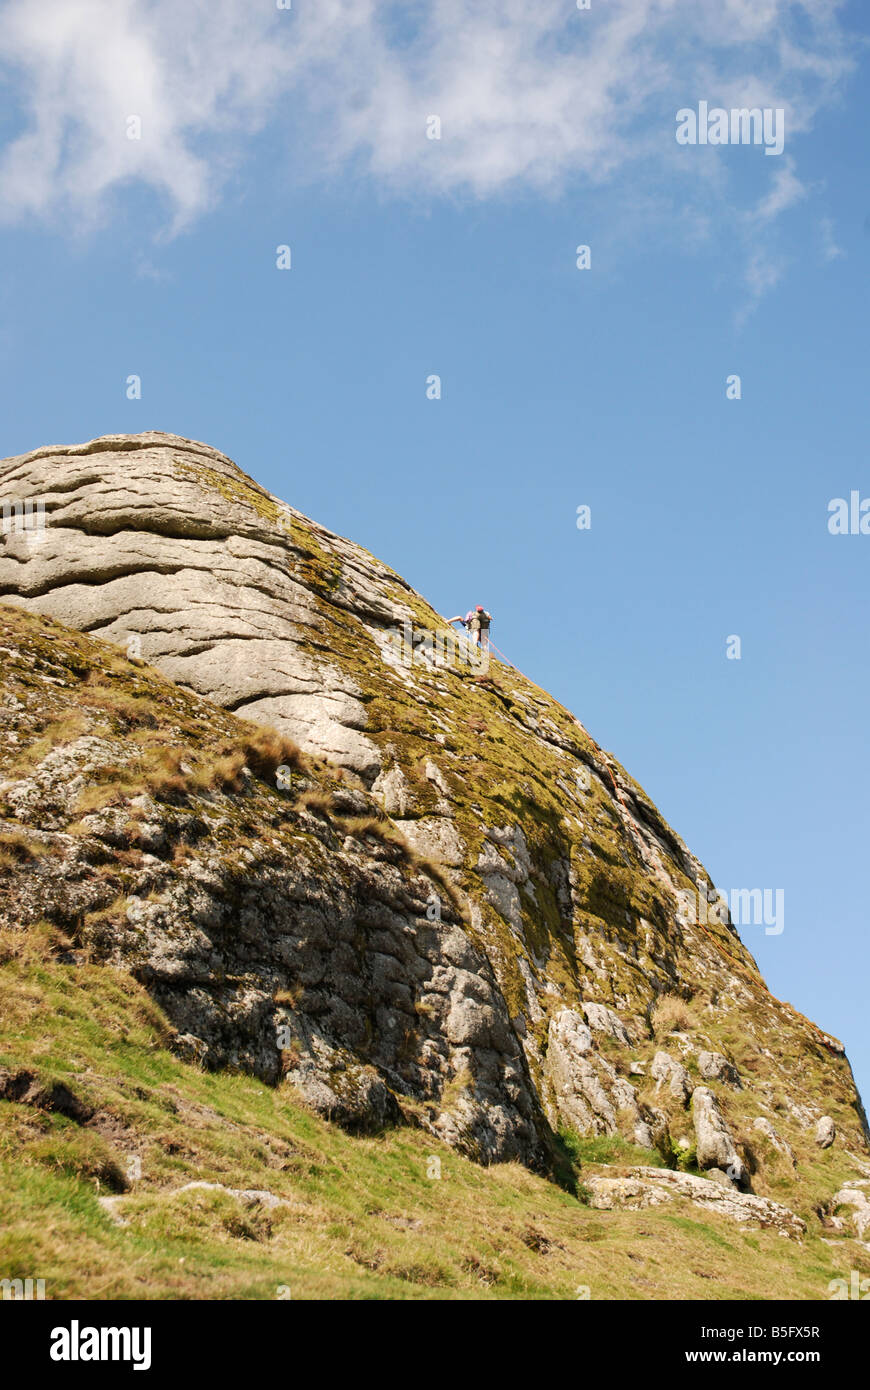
[337,814,466,918]
[0,920,74,966]
[297,789,334,816]
[340,813,404,845]
[80,680,160,728]
[4,713,92,777]
[67,731,308,814]
[235,725,304,782]
[651,994,696,1036]
[0,829,50,872]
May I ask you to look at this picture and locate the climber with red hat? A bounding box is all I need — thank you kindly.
[447,606,493,654]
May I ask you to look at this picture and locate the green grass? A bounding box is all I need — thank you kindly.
[0,936,867,1300]
[557,1128,665,1169]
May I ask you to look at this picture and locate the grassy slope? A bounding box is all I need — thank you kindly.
[0,935,863,1301]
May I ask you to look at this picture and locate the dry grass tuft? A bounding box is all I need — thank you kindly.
[0,829,50,872]
[651,993,695,1035]
[297,789,334,816]
[235,726,305,782]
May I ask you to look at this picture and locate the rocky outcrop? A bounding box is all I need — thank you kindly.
[692,1087,742,1178]
[830,1184,870,1240]
[0,433,384,777]
[753,1117,796,1167]
[1,432,868,1212]
[0,608,545,1166]
[651,1050,692,1105]
[543,1009,653,1149]
[698,1051,742,1088]
[585,1167,806,1239]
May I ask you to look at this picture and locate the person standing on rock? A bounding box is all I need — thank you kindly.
[447,607,492,657]
[469,605,492,652]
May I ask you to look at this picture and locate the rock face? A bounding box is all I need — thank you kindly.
[544,1009,653,1148]
[0,433,384,776]
[1,432,868,1207]
[0,608,544,1165]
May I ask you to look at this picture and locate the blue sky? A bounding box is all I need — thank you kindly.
[1,0,868,1104]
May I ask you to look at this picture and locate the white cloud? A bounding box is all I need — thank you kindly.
[819,215,845,261]
[749,158,808,222]
[0,0,855,247]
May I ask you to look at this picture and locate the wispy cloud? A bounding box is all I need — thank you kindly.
[749,158,808,223]
[0,0,855,262]
[819,215,845,261]
[745,247,787,299]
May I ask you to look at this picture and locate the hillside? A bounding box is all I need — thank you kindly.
[0,431,868,1299]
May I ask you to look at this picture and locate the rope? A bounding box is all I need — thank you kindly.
[459,627,550,695]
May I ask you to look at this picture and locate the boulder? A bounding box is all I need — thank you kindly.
[831,1185,870,1240]
[651,1051,692,1105]
[698,1050,742,1088]
[816,1116,836,1149]
[692,1086,742,1177]
[753,1116,796,1166]
[584,1001,633,1046]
